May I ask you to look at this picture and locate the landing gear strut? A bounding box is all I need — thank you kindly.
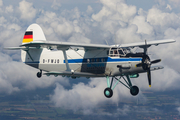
[104,75,139,98]
[37,70,42,78]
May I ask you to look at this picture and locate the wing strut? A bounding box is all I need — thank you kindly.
[62,50,71,72]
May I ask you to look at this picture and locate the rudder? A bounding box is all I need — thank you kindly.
[22,24,46,44]
[21,24,46,67]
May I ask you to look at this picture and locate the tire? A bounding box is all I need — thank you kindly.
[37,72,42,78]
[130,86,139,96]
[104,88,113,98]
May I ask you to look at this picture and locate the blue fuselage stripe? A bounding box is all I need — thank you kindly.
[24,58,142,64]
[64,57,142,63]
[24,61,39,64]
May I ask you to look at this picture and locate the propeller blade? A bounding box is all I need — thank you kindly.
[147,69,151,87]
[151,59,161,64]
[136,63,143,67]
[144,40,147,54]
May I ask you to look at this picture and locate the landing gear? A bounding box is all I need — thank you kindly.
[104,75,139,98]
[130,86,139,96]
[104,88,113,98]
[37,70,42,78]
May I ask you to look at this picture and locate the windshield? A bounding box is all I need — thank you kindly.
[107,48,126,57]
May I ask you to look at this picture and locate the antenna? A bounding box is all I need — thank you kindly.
[105,39,109,45]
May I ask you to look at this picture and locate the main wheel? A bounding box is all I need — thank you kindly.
[130,86,139,96]
[104,88,113,98]
[37,72,42,78]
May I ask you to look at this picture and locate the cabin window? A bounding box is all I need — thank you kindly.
[96,58,100,62]
[101,58,105,62]
[118,50,124,55]
[110,51,113,54]
[91,58,95,62]
[108,48,126,57]
[87,59,90,63]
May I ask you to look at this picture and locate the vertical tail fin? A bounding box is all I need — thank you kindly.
[21,24,46,66]
[22,24,46,44]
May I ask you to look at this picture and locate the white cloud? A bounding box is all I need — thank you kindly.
[131,15,154,35]
[18,0,37,21]
[51,0,61,10]
[168,0,180,7]
[86,5,93,15]
[166,4,172,11]
[147,7,180,29]
[5,5,13,13]
[0,0,3,7]
[115,25,141,44]
[50,78,143,113]
[92,0,136,23]
[0,51,70,94]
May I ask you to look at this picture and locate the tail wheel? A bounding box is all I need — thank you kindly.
[104,88,113,98]
[130,86,139,96]
[37,72,42,78]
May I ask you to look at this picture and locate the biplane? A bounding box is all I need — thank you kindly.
[5,24,175,98]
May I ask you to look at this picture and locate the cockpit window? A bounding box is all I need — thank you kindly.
[118,50,123,55]
[108,48,126,57]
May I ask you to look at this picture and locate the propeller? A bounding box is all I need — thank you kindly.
[147,69,151,87]
[136,40,161,87]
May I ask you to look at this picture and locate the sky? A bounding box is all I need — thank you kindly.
[1,0,180,116]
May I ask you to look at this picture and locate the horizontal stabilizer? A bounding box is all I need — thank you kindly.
[4,47,41,51]
[150,66,164,71]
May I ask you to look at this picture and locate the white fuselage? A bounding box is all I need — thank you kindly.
[22,48,144,77]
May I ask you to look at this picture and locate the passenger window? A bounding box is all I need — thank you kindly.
[87,59,90,63]
[101,58,104,62]
[96,59,100,62]
[91,58,95,62]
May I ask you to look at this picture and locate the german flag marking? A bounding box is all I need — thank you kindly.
[23,31,33,43]
[23,35,33,39]
[25,31,33,35]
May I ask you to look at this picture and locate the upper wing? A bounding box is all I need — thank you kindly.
[6,39,175,50]
[119,39,175,48]
[20,41,112,50]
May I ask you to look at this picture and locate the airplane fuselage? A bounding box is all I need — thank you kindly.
[22,48,144,77]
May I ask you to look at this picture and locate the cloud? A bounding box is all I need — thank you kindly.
[51,0,61,10]
[131,15,154,35]
[18,0,37,21]
[0,0,3,6]
[0,52,70,94]
[92,0,136,23]
[50,77,147,114]
[86,5,94,15]
[168,0,180,7]
[115,24,141,44]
